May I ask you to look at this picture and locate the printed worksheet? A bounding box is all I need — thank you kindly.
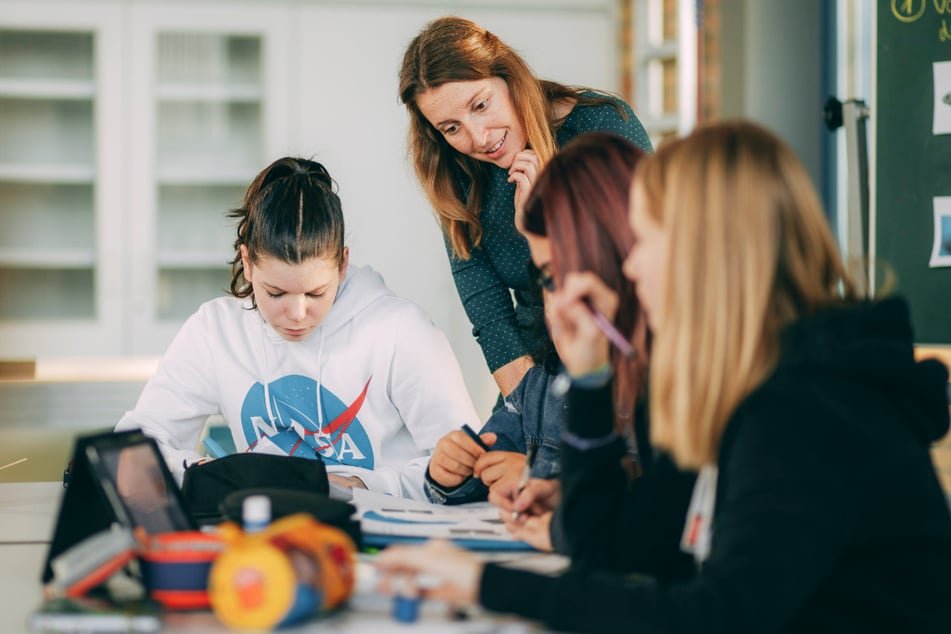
[352,489,520,543]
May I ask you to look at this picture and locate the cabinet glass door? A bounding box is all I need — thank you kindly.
[0,7,124,356]
[154,32,262,320]
[128,6,288,353]
[0,30,96,320]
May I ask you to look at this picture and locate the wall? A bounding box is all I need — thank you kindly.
[718,0,826,189]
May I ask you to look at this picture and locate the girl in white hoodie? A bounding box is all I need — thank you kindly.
[116,157,480,500]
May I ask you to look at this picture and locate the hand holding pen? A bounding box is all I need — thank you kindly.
[474,450,531,489]
[537,265,635,361]
[583,298,636,360]
[548,271,630,376]
[428,425,496,489]
[489,474,561,522]
[510,445,537,521]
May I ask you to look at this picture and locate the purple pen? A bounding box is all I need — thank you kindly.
[583,299,637,360]
[534,263,636,360]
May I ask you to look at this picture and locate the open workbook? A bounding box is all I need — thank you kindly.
[351,489,535,551]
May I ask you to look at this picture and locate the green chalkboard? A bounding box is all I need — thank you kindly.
[876,0,951,343]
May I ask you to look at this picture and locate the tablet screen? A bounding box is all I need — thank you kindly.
[85,434,195,535]
[42,430,198,584]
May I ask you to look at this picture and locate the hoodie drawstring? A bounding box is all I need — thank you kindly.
[260,314,325,439]
[260,320,278,433]
[316,327,325,436]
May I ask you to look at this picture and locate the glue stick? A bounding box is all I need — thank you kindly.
[242,495,271,533]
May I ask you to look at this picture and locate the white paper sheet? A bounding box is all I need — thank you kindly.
[352,489,500,522]
[351,488,518,543]
[933,61,951,135]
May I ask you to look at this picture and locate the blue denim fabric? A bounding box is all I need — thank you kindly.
[425,365,567,504]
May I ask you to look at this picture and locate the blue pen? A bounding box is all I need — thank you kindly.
[461,424,491,451]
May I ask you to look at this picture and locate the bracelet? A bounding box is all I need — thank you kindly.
[551,362,613,397]
[570,361,613,387]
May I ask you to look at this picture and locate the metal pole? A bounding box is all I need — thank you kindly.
[842,99,871,297]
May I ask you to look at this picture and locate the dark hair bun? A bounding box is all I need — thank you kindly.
[260,157,335,193]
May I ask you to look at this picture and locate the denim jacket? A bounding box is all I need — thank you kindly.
[425,365,566,504]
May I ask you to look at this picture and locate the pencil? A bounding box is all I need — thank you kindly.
[0,457,27,472]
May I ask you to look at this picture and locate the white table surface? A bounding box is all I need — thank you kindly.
[0,481,559,633]
[0,481,63,544]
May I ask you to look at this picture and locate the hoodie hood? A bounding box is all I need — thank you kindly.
[777,296,950,445]
[323,263,395,335]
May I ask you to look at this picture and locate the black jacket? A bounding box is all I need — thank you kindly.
[480,296,951,633]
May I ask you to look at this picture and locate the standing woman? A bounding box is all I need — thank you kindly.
[375,121,951,632]
[424,135,677,548]
[398,15,652,399]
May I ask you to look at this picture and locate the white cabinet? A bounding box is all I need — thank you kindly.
[0,2,288,356]
[0,4,124,355]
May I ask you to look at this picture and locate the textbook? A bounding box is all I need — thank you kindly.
[351,489,535,551]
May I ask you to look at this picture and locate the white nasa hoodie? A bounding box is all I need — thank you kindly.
[116,264,479,500]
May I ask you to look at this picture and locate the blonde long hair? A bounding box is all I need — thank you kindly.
[638,121,856,469]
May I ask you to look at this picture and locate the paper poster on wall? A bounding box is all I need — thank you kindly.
[929,197,951,268]
[933,61,951,135]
